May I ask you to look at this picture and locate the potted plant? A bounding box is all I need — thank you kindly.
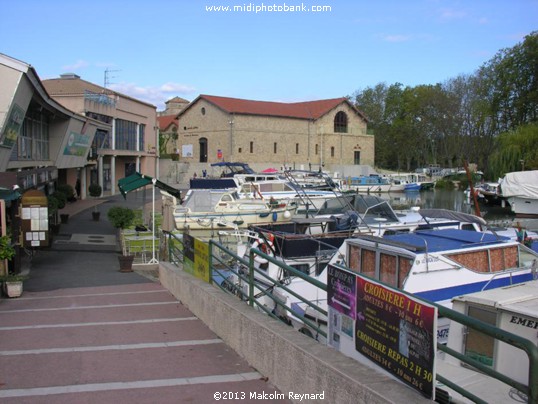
[88,183,102,221]
[107,206,136,272]
[1,274,28,298]
[53,190,69,224]
[0,235,24,297]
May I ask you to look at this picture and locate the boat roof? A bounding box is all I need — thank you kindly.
[382,229,511,253]
[452,281,538,318]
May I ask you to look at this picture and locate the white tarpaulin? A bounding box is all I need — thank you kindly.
[500,170,538,199]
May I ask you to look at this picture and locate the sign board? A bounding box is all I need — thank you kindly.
[182,233,210,283]
[327,265,437,400]
[217,149,222,159]
[21,189,49,248]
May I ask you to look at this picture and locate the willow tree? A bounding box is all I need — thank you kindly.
[488,123,538,178]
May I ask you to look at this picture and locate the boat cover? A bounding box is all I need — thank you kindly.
[500,170,538,199]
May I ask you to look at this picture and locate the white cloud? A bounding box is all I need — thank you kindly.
[109,81,196,109]
[439,8,467,21]
[379,34,412,43]
[61,59,89,71]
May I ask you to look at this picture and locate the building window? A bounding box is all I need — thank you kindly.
[354,151,361,164]
[138,124,145,152]
[250,141,253,153]
[331,146,335,157]
[334,111,348,133]
[238,147,242,153]
[16,107,49,161]
[296,143,299,154]
[274,142,277,153]
[201,107,206,115]
[115,119,137,151]
[315,144,318,155]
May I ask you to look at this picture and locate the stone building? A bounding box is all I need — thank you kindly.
[175,95,373,172]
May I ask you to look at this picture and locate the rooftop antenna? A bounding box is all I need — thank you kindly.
[104,68,121,88]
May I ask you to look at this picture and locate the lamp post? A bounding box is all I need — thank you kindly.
[148,177,159,264]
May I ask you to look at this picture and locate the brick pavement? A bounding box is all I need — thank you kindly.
[1,192,290,403]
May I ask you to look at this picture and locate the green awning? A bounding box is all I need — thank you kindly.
[0,188,22,201]
[118,172,181,199]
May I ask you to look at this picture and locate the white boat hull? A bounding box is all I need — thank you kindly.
[507,196,538,217]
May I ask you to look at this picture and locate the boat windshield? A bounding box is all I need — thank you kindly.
[183,190,232,212]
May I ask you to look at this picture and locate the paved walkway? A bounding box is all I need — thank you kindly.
[1,192,289,403]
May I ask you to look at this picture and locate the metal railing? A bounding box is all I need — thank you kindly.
[210,241,328,340]
[164,231,328,339]
[164,231,538,403]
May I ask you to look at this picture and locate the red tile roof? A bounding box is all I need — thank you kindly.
[157,115,178,131]
[181,95,366,121]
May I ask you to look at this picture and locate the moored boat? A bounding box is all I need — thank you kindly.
[163,188,297,232]
[340,175,405,193]
[500,170,538,217]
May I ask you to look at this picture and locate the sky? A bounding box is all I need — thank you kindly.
[1,0,536,110]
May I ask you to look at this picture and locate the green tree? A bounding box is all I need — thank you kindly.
[488,123,538,178]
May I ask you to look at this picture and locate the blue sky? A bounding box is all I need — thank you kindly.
[1,0,536,110]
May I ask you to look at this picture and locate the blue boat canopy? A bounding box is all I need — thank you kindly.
[383,229,511,253]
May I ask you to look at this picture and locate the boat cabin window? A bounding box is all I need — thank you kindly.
[460,223,477,231]
[348,244,413,289]
[446,246,518,273]
[464,305,496,368]
[285,264,310,277]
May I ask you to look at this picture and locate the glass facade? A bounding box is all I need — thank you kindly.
[13,107,49,161]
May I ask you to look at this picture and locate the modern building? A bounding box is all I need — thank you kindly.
[42,74,158,196]
[175,94,373,170]
[0,53,106,198]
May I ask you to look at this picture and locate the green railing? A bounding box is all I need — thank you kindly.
[164,231,538,403]
[435,303,538,404]
[210,240,328,340]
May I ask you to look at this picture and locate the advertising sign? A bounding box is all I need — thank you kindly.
[327,265,437,400]
[194,238,210,282]
[63,132,91,156]
[355,275,437,399]
[0,104,25,149]
[182,233,210,283]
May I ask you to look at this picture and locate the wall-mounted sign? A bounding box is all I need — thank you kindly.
[182,144,193,157]
[63,131,91,156]
[0,104,25,149]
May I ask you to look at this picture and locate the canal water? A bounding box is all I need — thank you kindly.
[383,189,538,231]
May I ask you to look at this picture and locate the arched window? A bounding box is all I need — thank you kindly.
[334,111,348,133]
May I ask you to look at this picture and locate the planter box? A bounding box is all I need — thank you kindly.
[118,255,134,272]
[3,281,23,298]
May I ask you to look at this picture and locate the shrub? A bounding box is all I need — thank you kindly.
[88,183,102,198]
[57,184,75,201]
[0,235,16,261]
[52,191,67,209]
[48,195,60,214]
[107,206,135,229]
